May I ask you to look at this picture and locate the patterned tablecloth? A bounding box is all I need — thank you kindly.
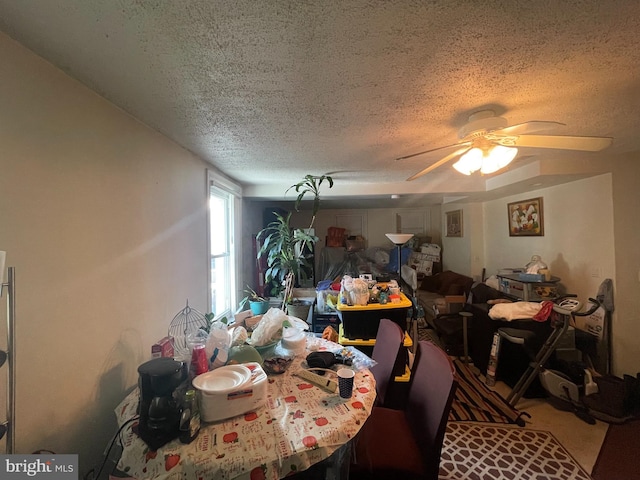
[114,337,376,480]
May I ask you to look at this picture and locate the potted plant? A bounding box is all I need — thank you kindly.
[256,175,333,319]
[238,285,270,315]
[257,211,318,299]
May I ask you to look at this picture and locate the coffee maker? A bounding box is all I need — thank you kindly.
[137,357,187,450]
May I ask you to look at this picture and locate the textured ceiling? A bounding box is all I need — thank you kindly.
[2,0,640,207]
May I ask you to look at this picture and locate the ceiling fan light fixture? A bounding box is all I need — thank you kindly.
[453,147,483,175]
[405,109,611,181]
[480,145,518,174]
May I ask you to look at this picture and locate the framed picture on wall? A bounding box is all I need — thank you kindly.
[445,210,463,237]
[508,197,544,236]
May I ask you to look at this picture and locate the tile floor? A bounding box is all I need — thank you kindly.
[480,370,608,474]
[416,326,609,474]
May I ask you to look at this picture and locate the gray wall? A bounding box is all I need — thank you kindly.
[0,33,210,472]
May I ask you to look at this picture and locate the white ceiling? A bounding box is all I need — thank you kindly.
[2,1,640,208]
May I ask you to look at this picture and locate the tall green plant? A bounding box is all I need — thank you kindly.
[256,212,318,297]
[286,174,334,230]
[256,175,333,300]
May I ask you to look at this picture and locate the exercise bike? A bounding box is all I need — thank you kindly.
[495,295,601,424]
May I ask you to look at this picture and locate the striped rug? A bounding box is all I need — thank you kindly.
[449,358,527,425]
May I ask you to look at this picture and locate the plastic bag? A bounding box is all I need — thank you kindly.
[350,278,369,306]
[340,275,370,306]
[340,275,354,305]
[525,254,548,274]
[207,322,231,369]
[231,326,248,346]
[331,346,378,372]
[247,308,308,347]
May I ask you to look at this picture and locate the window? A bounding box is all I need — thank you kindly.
[208,171,241,320]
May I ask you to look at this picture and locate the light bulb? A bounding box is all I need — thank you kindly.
[453,148,483,175]
[481,146,518,174]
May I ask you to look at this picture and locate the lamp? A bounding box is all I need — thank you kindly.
[385,233,414,276]
[453,145,518,175]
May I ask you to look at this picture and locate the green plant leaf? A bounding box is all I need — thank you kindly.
[255,176,333,294]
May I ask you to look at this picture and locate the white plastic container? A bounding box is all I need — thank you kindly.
[192,363,267,423]
[281,327,307,355]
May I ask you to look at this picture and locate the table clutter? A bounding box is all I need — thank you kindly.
[191,363,268,423]
[118,306,377,480]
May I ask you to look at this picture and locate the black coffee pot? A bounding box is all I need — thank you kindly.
[137,357,187,450]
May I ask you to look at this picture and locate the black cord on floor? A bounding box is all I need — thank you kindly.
[85,416,138,480]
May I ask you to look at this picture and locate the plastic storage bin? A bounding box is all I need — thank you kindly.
[312,310,341,334]
[338,324,412,378]
[337,293,411,340]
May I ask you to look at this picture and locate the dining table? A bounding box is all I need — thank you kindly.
[114,336,377,480]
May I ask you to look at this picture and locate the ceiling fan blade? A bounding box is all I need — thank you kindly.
[504,134,613,151]
[406,146,471,181]
[396,141,471,161]
[495,121,565,135]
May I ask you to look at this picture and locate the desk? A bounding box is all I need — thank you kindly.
[114,338,376,480]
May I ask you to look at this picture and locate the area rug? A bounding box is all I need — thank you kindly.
[439,422,592,480]
[591,419,640,480]
[449,358,526,425]
[418,324,443,345]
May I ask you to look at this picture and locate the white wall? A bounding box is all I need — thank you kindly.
[441,176,615,298]
[0,34,210,472]
[440,204,484,278]
[483,175,615,302]
[310,206,442,249]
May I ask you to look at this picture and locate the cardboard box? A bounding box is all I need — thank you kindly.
[345,236,365,252]
[419,243,441,262]
[409,252,433,275]
[152,336,175,358]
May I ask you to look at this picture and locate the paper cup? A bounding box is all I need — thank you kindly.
[337,368,355,399]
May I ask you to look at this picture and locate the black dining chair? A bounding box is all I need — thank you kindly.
[350,340,458,480]
[370,318,405,408]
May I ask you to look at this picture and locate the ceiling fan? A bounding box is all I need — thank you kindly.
[399,110,613,181]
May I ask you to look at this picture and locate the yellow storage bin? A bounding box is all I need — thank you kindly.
[337,293,412,340]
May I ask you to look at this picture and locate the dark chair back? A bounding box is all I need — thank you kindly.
[370,319,405,407]
[406,340,458,479]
